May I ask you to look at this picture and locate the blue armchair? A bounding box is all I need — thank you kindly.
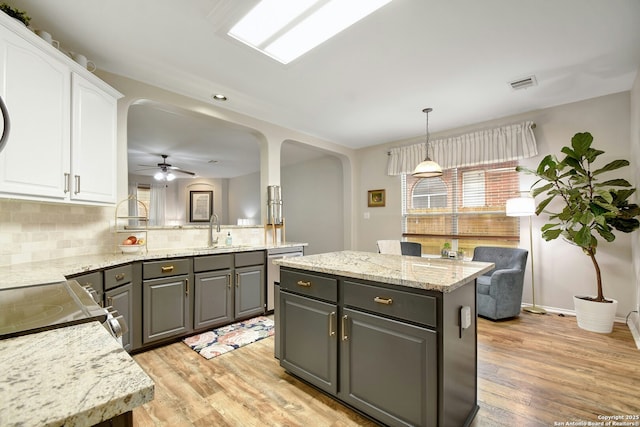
[472,246,528,320]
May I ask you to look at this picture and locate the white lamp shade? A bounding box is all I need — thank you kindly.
[412,159,443,178]
[506,197,535,217]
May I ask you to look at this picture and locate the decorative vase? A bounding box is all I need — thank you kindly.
[573,296,618,333]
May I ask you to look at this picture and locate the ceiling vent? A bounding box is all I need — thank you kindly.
[509,75,537,90]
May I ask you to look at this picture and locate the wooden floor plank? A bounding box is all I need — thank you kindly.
[133,311,640,426]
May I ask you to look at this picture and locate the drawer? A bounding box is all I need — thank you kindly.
[235,251,264,267]
[143,258,190,280]
[280,269,337,303]
[194,254,233,272]
[69,271,103,294]
[104,264,133,290]
[343,280,437,328]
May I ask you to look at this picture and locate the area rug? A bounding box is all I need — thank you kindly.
[183,316,274,360]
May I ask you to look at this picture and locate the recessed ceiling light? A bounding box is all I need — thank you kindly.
[212,94,228,101]
[228,0,394,64]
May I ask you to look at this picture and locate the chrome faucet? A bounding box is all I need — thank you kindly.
[208,213,220,246]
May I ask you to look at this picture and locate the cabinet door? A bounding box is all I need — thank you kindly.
[235,265,265,319]
[280,291,338,394]
[0,25,70,199]
[142,275,191,344]
[194,269,233,329]
[105,283,133,352]
[339,308,437,427]
[70,73,117,204]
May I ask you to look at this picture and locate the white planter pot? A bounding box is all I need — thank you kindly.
[573,296,618,333]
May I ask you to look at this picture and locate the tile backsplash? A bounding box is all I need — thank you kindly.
[1,199,277,267]
[0,199,114,266]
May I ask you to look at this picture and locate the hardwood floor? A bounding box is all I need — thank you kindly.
[132,312,639,426]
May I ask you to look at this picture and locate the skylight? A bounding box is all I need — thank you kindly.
[228,0,393,64]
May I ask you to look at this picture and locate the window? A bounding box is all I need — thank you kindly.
[402,161,520,257]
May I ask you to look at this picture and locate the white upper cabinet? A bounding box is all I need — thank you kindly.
[70,73,117,204]
[0,15,122,205]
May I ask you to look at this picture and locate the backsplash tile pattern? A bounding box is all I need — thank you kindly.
[1,200,276,267]
[0,199,114,267]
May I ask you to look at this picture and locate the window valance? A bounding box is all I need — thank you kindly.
[387,121,537,176]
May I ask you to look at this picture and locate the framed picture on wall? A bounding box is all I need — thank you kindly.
[368,189,385,207]
[189,191,213,222]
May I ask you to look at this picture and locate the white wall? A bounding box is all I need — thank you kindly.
[630,70,640,333]
[355,92,638,318]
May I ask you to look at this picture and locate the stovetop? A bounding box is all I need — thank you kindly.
[0,280,107,340]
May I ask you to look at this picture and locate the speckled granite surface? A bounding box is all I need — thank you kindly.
[1,243,306,290]
[0,321,154,427]
[274,250,494,293]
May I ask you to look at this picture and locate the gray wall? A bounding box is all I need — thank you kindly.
[354,91,638,319]
[282,155,344,255]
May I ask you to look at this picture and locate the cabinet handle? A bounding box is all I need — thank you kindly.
[341,315,348,341]
[329,312,336,337]
[64,173,70,193]
[185,278,189,296]
[236,273,240,288]
[297,280,311,288]
[374,296,393,305]
[161,265,174,273]
[74,175,80,194]
[227,274,232,289]
[106,296,113,306]
[114,273,125,281]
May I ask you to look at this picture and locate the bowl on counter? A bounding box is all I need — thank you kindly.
[118,244,143,254]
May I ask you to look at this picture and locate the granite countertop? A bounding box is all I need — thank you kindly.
[1,242,307,290]
[274,250,494,293]
[0,321,154,427]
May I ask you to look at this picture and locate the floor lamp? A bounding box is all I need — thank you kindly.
[506,196,546,315]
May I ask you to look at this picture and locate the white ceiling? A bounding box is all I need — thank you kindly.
[10,0,640,177]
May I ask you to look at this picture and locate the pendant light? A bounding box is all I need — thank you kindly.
[412,107,442,178]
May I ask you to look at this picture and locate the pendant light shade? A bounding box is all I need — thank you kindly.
[412,107,442,178]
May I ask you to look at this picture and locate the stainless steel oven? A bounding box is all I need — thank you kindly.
[0,280,127,343]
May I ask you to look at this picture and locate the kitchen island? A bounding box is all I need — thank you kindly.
[275,250,494,427]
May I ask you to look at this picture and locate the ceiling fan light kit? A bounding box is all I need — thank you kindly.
[137,154,196,181]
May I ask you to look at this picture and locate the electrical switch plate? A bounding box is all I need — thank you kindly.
[460,306,471,329]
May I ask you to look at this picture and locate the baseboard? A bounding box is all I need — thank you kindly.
[627,311,640,350]
[521,304,640,350]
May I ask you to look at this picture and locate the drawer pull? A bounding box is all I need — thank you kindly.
[161,265,174,273]
[341,315,348,341]
[106,296,113,306]
[297,280,312,288]
[374,296,393,305]
[329,312,336,337]
[114,273,125,281]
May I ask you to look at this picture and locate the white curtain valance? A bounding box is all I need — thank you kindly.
[387,121,537,176]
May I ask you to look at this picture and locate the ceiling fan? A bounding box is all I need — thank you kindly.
[137,154,196,181]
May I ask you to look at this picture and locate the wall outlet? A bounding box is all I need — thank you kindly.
[363,212,370,219]
[460,306,471,329]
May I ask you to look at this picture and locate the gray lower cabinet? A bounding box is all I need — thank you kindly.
[142,258,192,344]
[105,283,133,352]
[194,269,233,329]
[339,308,437,427]
[279,291,338,394]
[279,267,476,427]
[235,265,265,319]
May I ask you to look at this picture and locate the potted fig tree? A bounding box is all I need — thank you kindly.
[517,132,640,333]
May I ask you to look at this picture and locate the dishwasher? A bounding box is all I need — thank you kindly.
[267,246,304,359]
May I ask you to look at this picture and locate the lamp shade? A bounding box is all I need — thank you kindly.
[506,197,535,217]
[412,159,443,178]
